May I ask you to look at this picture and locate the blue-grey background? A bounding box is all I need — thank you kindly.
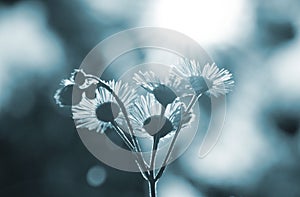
[0,0,299,196]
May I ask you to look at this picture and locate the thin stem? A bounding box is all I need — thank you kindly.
[185,93,202,114]
[159,106,166,124]
[112,121,150,180]
[87,76,150,177]
[150,106,166,177]
[155,94,202,180]
[110,91,149,173]
[155,106,183,181]
[111,121,134,151]
[155,94,202,181]
[135,160,149,181]
[149,137,159,178]
[155,121,182,181]
[87,75,141,152]
[149,180,157,197]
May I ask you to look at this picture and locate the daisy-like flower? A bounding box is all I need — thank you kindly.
[129,93,194,141]
[172,59,234,97]
[54,69,98,107]
[72,80,136,133]
[133,71,184,107]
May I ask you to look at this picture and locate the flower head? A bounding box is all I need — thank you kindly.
[54,69,98,107]
[172,59,234,97]
[133,71,184,107]
[72,80,136,133]
[129,93,194,140]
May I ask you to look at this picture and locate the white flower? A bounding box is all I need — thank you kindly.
[172,59,234,97]
[133,70,184,107]
[72,80,136,133]
[129,93,194,139]
[68,69,98,89]
[54,69,98,107]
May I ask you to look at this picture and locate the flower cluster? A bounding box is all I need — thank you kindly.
[54,59,234,197]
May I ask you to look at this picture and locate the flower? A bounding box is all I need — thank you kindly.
[72,80,136,133]
[54,69,98,107]
[133,71,184,107]
[54,77,91,107]
[172,59,234,97]
[129,93,194,140]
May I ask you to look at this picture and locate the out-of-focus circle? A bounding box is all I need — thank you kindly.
[86,165,107,187]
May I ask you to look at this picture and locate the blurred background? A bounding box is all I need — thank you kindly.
[0,0,300,196]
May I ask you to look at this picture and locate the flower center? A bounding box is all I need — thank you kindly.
[189,76,210,95]
[74,71,86,86]
[96,102,120,122]
[152,84,177,107]
[143,115,174,138]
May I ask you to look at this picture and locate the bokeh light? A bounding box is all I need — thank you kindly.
[144,0,253,46]
[86,165,107,187]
